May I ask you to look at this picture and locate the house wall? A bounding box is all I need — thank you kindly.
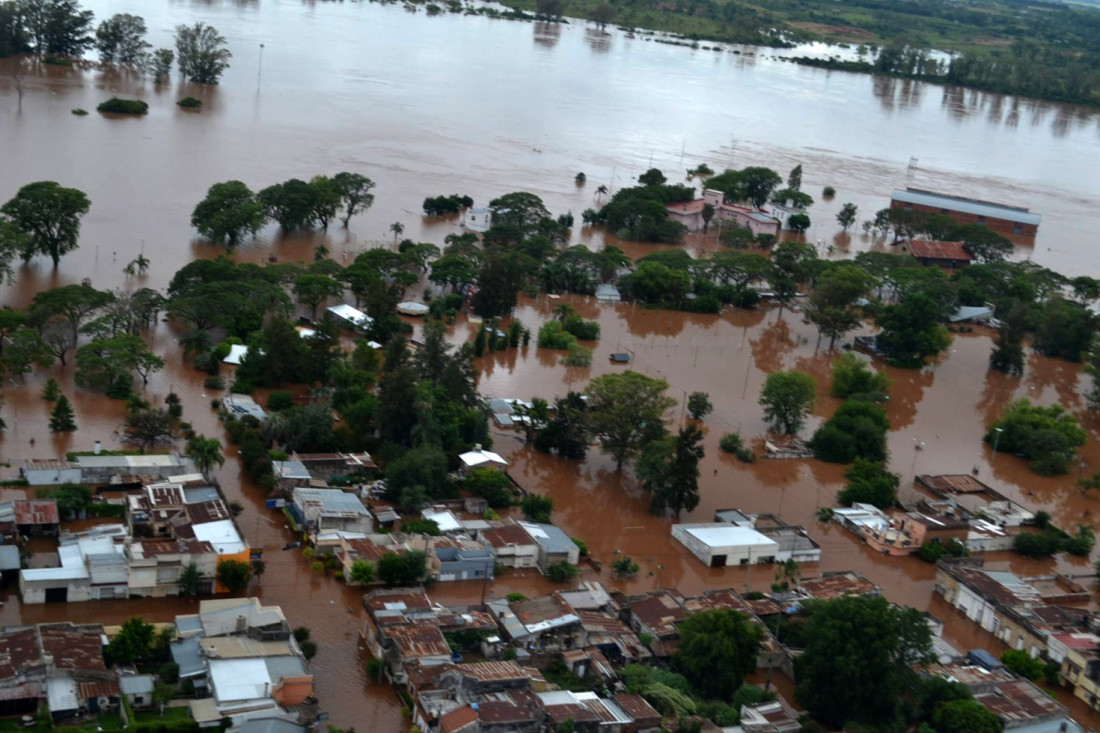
[19,576,91,604]
[490,544,539,569]
[271,676,313,706]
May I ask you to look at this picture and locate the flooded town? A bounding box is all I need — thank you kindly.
[3,0,1100,732]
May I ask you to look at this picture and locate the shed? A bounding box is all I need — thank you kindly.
[967,648,1004,671]
[458,449,507,471]
[118,674,155,710]
[594,284,622,303]
[610,353,631,364]
[223,344,250,365]
[327,304,374,331]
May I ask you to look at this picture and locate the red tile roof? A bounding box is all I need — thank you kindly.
[908,240,972,262]
[481,524,535,548]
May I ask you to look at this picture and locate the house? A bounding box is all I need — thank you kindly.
[292,452,376,480]
[798,572,881,601]
[934,558,1090,657]
[291,487,373,539]
[899,239,973,268]
[194,598,292,641]
[613,693,661,733]
[665,190,781,238]
[671,523,779,567]
[223,394,267,421]
[538,690,635,732]
[74,453,198,487]
[490,594,582,651]
[20,459,82,487]
[712,512,821,563]
[595,283,622,303]
[422,536,494,582]
[118,673,155,711]
[458,449,508,473]
[927,663,1081,733]
[127,538,218,598]
[464,207,492,233]
[624,591,686,657]
[39,623,118,720]
[740,702,801,733]
[337,535,406,582]
[890,188,1040,236]
[479,521,539,569]
[273,461,320,491]
[519,522,580,572]
[9,500,60,537]
[327,304,374,332]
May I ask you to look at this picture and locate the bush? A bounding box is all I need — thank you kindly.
[71,108,88,116]
[43,55,72,66]
[538,320,578,350]
[267,390,295,412]
[830,352,891,399]
[572,538,588,556]
[719,433,744,453]
[546,560,579,583]
[836,459,899,509]
[1001,650,1044,681]
[823,186,836,197]
[985,399,1086,476]
[506,592,527,602]
[97,97,149,114]
[561,344,592,367]
[230,379,253,395]
[177,96,203,108]
[204,376,224,390]
[811,401,890,464]
[563,317,600,341]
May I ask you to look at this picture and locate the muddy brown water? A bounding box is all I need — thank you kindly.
[3,0,1100,726]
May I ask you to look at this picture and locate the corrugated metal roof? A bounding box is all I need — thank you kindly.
[892,188,1041,226]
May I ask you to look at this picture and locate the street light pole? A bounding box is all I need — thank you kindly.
[991,427,1004,462]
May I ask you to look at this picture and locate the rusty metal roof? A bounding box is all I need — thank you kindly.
[79,680,120,700]
[907,240,972,261]
[385,624,450,659]
[13,500,59,526]
[0,628,43,680]
[186,500,231,525]
[39,624,106,672]
[917,474,993,496]
[799,572,880,601]
[976,679,1066,723]
[439,706,478,733]
[628,592,687,637]
[614,693,660,722]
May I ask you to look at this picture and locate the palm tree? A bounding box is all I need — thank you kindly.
[187,435,225,478]
[553,303,577,323]
[595,185,608,203]
[390,221,404,243]
[179,329,212,361]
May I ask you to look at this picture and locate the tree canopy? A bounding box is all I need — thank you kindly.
[759,371,816,435]
[674,609,764,699]
[1,181,90,267]
[585,371,675,469]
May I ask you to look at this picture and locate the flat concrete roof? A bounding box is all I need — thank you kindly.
[676,523,779,550]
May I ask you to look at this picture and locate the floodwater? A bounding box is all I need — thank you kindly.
[2,0,1100,726]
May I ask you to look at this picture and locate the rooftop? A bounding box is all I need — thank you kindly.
[209,658,273,703]
[518,521,576,554]
[674,523,779,549]
[628,591,687,637]
[385,624,451,659]
[192,519,247,555]
[918,474,995,496]
[976,679,1069,724]
[891,188,1041,226]
[293,487,370,517]
[12,500,59,526]
[907,240,973,262]
[480,522,535,549]
[458,449,507,469]
[799,572,880,601]
[39,624,106,671]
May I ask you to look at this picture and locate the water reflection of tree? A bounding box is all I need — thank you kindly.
[974,369,1019,428]
[883,364,934,429]
[750,315,797,375]
[584,28,611,53]
[624,307,688,340]
[1024,351,1082,410]
[533,21,561,49]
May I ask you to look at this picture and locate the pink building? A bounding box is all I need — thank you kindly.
[666,189,781,238]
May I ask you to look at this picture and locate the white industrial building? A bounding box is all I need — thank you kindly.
[671,523,779,568]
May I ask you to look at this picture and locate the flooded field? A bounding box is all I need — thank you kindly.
[2,0,1100,726]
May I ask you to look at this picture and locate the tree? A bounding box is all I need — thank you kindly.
[876,292,952,368]
[464,467,514,508]
[2,327,53,378]
[48,394,76,431]
[95,13,148,64]
[589,2,614,29]
[42,377,60,401]
[836,458,899,509]
[811,400,890,464]
[294,273,341,320]
[521,494,553,523]
[989,320,1025,377]
[586,371,676,469]
[77,334,164,395]
[191,181,267,246]
[152,682,173,714]
[686,391,712,420]
[216,559,252,594]
[21,0,94,56]
[260,179,324,231]
[429,255,478,293]
[331,172,376,227]
[675,609,764,699]
[612,555,639,578]
[932,700,1003,733]
[178,561,202,598]
[186,435,224,478]
[535,0,564,19]
[797,595,933,728]
[151,48,174,83]
[30,284,115,347]
[959,225,1013,264]
[1000,649,1043,681]
[390,221,404,242]
[175,22,231,84]
[546,560,579,582]
[636,424,704,518]
[124,408,177,452]
[769,241,817,314]
[349,560,375,585]
[2,181,90,267]
[106,617,156,666]
[805,264,872,348]
[0,221,29,283]
[759,371,816,435]
[787,164,802,192]
[830,352,890,399]
[837,203,858,231]
[788,213,811,233]
[378,549,427,586]
[984,399,1086,476]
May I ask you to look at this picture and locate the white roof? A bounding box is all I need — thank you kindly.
[223,344,250,365]
[327,304,373,327]
[21,566,89,582]
[47,676,79,712]
[832,503,890,530]
[458,449,507,469]
[192,519,247,555]
[209,658,271,703]
[677,523,779,550]
[422,508,462,533]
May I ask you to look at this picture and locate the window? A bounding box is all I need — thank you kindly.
[977,215,986,223]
